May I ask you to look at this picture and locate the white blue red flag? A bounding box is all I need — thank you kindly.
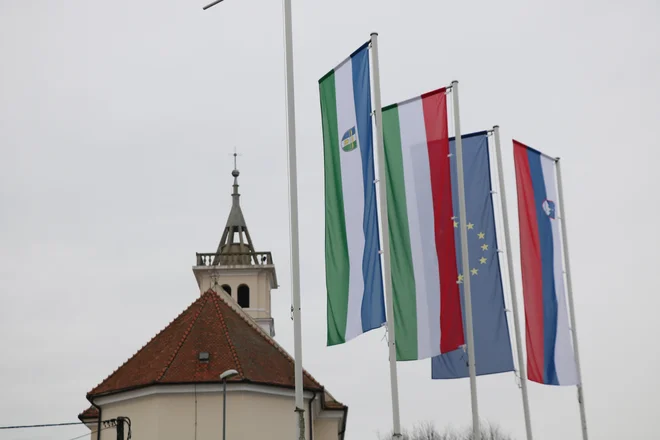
[513,140,578,386]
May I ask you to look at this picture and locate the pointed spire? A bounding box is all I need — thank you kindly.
[227,155,246,228]
[212,156,256,265]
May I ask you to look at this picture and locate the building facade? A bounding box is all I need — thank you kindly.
[79,166,347,440]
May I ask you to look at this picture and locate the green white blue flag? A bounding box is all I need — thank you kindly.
[319,42,386,346]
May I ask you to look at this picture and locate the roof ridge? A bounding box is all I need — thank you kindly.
[156,292,210,382]
[210,289,324,390]
[208,290,244,378]
[87,294,208,397]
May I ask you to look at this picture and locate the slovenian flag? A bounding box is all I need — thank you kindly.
[513,140,578,386]
[381,88,465,360]
[319,42,386,346]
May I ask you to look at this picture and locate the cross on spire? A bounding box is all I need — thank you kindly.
[232,147,242,172]
[230,148,241,197]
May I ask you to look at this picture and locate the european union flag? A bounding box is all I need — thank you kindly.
[431,131,514,379]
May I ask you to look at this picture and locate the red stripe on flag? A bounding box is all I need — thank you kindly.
[513,140,545,384]
[422,89,465,353]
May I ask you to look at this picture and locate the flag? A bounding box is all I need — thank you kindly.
[381,88,465,360]
[319,42,386,346]
[513,140,578,386]
[432,132,515,378]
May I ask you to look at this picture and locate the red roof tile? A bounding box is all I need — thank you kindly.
[78,405,99,421]
[87,290,345,411]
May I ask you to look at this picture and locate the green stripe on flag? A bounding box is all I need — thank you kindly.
[320,72,350,346]
[382,106,418,361]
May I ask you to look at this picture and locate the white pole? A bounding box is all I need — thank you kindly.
[281,0,305,438]
[202,0,303,435]
[555,159,589,440]
[492,126,533,440]
[370,32,402,439]
[450,80,480,440]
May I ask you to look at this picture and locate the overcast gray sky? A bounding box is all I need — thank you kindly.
[1,1,659,439]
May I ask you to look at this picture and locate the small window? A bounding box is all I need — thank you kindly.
[237,284,250,308]
[222,284,232,296]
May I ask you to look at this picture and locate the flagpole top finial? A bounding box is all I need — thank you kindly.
[371,32,378,37]
[493,125,500,129]
[451,80,459,86]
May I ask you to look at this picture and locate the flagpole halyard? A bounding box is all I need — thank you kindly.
[492,126,534,440]
[370,31,402,439]
[450,80,481,440]
[555,159,589,440]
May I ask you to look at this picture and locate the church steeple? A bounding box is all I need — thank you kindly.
[212,158,257,265]
[193,157,278,337]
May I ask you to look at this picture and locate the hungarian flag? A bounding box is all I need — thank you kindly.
[381,88,465,360]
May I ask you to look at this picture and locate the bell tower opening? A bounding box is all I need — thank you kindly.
[237,284,250,308]
[192,157,278,337]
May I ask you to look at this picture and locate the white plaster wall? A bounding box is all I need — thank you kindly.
[314,418,342,440]
[194,267,275,320]
[90,388,338,440]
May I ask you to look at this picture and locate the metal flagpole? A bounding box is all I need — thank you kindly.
[450,80,480,440]
[491,126,534,440]
[202,1,304,437]
[555,159,589,440]
[370,32,402,439]
[282,0,305,438]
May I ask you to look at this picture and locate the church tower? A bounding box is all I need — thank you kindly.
[79,156,348,440]
[192,160,278,337]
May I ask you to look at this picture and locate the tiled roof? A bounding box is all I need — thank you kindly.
[87,290,345,412]
[78,405,99,421]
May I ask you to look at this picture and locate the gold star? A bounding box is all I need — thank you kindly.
[457,274,464,284]
[477,232,485,239]
[471,268,479,276]
[479,257,487,264]
[481,244,489,251]
[453,220,459,228]
[467,223,474,230]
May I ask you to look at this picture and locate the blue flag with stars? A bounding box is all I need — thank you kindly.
[431,131,515,379]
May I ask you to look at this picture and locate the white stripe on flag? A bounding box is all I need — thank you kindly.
[398,99,441,359]
[334,59,366,341]
[541,157,578,385]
